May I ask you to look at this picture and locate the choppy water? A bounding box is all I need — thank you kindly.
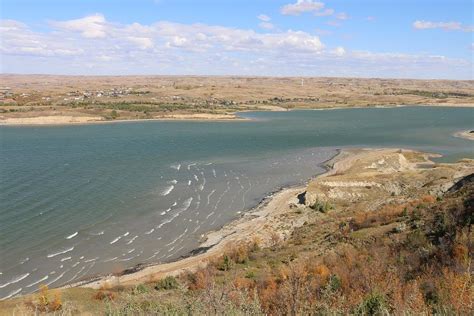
[1,106,473,299]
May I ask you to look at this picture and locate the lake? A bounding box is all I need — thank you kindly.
[0,106,473,299]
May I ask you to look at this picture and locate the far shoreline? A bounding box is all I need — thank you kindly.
[1,103,473,127]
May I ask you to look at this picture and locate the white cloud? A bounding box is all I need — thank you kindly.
[1,15,471,79]
[281,0,324,16]
[314,9,334,17]
[50,14,107,38]
[413,20,473,32]
[335,12,349,20]
[259,22,275,30]
[257,14,271,22]
[332,46,346,56]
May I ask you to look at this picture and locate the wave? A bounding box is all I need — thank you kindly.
[161,185,174,196]
[187,163,196,170]
[84,257,98,263]
[66,232,78,239]
[60,256,72,262]
[72,262,80,268]
[170,164,181,171]
[103,257,118,263]
[25,275,49,288]
[193,175,199,182]
[212,169,217,177]
[47,247,74,258]
[126,235,138,245]
[188,180,192,186]
[207,189,216,205]
[144,228,155,235]
[110,236,122,244]
[182,197,193,211]
[0,273,30,289]
[90,231,104,236]
[46,270,68,287]
[168,179,178,184]
[20,257,29,265]
[1,288,22,300]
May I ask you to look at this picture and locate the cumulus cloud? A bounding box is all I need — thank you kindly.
[281,0,324,16]
[50,14,107,38]
[314,8,334,17]
[0,14,471,79]
[413,20,472,32]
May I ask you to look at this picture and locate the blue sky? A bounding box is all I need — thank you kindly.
[1,0,473,78]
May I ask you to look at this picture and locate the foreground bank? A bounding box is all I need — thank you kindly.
[1,147,472,314]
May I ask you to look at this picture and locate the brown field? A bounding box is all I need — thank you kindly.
[0,75,473,124]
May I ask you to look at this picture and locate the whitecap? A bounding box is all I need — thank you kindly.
[84,257,98,263]
[66,232,78,239]
[110,236,122,244]
[172,201,177,206]
[145,228,155,235]
[1,288,22,300]
[103,257,118,263]
[182,197,193,211]
[161,185,174,196]
[60,256,72,262]
[170,164,181,171]
[188,180,192,186]
[193,175,199,181]
[20,257,29,264]
[72,262,80,268]
[127,248,135,254]
[187,163,196,170]
[46,270,68,287]
[123,232,130,237]
[0,273,30,289]
[168,179,178,184]
[212,169,216,177]
[26,275,49,288]
[126,235,138,245]
[47,247,74,258]
[90,231,104,236]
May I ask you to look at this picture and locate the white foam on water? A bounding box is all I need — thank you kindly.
[207,189,216,205]
[1,288,22,300]
[170,164,181,171]
[103,257,118,263]
[20,257,29,264]
[72,262,80,268]
[199,184,204,191]
[161,185,174,196]
[168,179,178,184]
[123,232,130,237]
[127,248,135,254]
[47,247,74,258]
[0,273,30,289]
[172,201,177,207]
[212,169,216,177]
[90,231,104,236]
[46,270,68,287]
[193,174,199,181]
[145,228,155,235]
[26,275,49,288]
[84,257,98,263]
[60,256,72,262]
[110,236,122,244]
[188,180,192,186]
[206,212,215,219]
[66,265,86,284]
[182,197,193,211]
[66,232,78,239]
[126,235,138,245]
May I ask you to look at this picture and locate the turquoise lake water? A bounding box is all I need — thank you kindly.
[0,106,473,299]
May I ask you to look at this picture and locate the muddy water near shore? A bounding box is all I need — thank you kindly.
[1,106,473,299]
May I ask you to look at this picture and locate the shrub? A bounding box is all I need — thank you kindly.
[309,199,333,213]
[217,255,233,271]
[154,275,179,290]
[131,284,149,295]
[355,292,388,315]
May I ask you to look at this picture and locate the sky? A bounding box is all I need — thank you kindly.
[0,0,473,79]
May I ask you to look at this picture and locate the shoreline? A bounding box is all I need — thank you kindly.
[61,148,343,291]
[454,130,474,141]
[1,104,473,126]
